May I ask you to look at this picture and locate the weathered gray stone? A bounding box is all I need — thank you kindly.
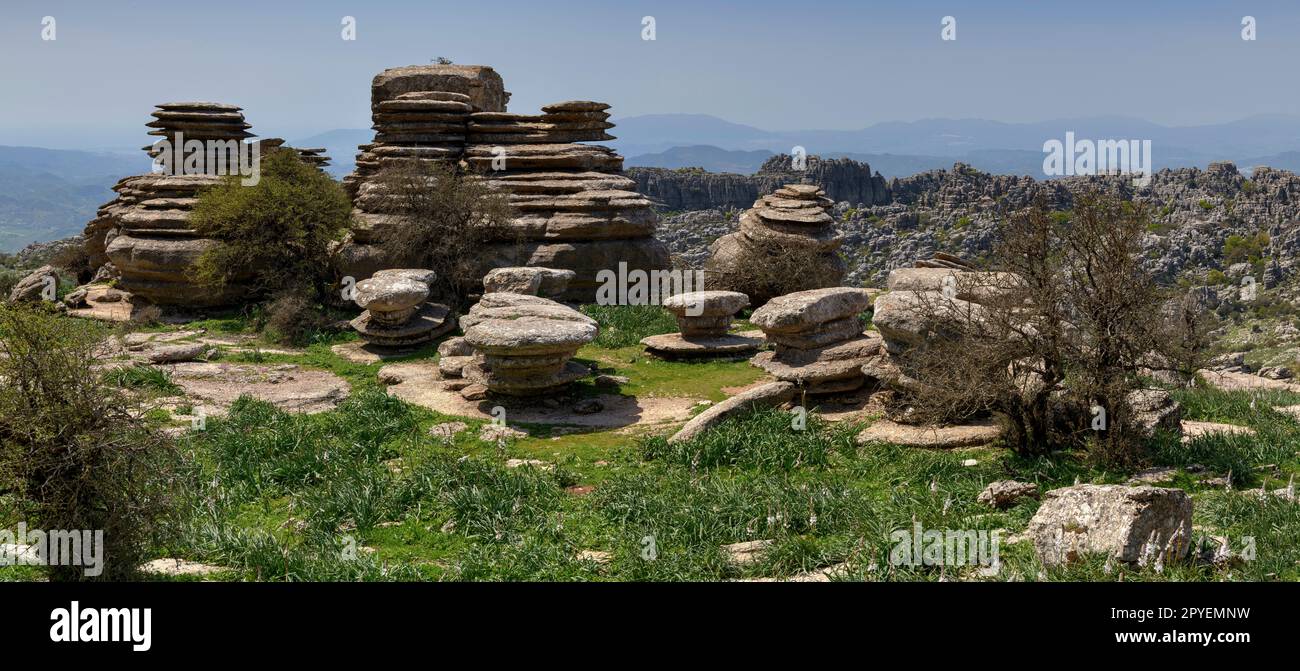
[669,381,796,444]
[1026,484,1193,568]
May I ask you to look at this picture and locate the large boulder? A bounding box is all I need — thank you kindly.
[871,290,985,354]
[7,265,59,303]
[1026,484,1193,568]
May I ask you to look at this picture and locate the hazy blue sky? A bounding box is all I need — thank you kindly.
[1,0,1296,149]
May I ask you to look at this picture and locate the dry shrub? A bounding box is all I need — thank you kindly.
[897,192,1209,464]
[370,160,519,310]
[0,304,183,580]
[705,235,844,305]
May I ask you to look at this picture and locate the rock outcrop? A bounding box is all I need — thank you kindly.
[349,269,455,347]
[336,65,669,301]
[641,290,761,358]
[456,293,598,396]
[86,102,260,306]
[749,287,880,394]
[628,155,890,211]
[705,184,845,305]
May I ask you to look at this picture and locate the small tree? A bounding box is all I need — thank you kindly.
[190,149,354,303]
[898,192,1208,464]
[0,304,183,580]
[371,160,517,310]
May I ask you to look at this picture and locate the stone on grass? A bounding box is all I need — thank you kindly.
[977,480,1039,509]
[1026,484,1193,569]
[643,290,761,358]
[668,381,796,444]
[857,418,1002,449]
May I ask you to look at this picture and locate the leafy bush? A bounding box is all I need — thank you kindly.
[189,149,353,302]
[0,304,183,580]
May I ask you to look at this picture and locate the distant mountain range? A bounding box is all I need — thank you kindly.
[7,113,1300,251]
[0,146,144,253]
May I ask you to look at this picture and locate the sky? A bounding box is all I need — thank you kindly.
[1,0,1297,150]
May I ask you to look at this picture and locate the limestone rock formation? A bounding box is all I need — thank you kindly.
[350,269,455,347]
[1026,484,1193,568]
[705,184,845,305]
[455,293,598,396]
[482,266,574,297]
[641,290,762,358]
[336,64,668,300]
[85,102,259,307]
[628,155,890,211]
[749,287,880,394]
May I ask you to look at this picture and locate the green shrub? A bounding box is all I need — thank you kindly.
[0,304,183,580]
[103,364,182,394]
[189,149,353,302]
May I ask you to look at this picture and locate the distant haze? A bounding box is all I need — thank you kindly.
[2,0,1299,148]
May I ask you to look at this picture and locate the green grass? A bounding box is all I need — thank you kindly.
[581,304,678,348]
[103,364,183,394]
[16,302,1300,582]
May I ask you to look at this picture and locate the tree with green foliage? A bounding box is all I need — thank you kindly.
[190,149,354,302]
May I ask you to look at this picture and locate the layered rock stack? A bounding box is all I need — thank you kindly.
[641,290,763,358]
[81,102,259,307]
[258,138,331,172]
[350,269,455,347]
[453,293,598,397]
[336,65,669,300]
[705,184,845,305]
[343,90,473,198]
[749,287,881,394]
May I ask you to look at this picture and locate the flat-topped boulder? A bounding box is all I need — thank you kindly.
[459,294,597,396]
[482,266,575,297]
[749,287,874,333]
[748,288,878,394]
[349,268,454,347]
[643,290,761,359]
[354,275,429,313]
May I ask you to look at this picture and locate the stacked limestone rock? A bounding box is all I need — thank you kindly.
[437,266,575,380]
[83,102,257,307]
[257,138,331,172]
[143,101,253,157]
[705,184,844,305]
[335,64,668,300]
[641,290,762,358]
[343,90,472,198]
[350,269,455,347]
[456,294,598,397]
[749,287,881,394]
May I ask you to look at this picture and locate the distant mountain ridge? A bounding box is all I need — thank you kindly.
[8,112,1300,251]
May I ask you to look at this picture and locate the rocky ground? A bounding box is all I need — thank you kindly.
[655,160,1300,292]
[2,303,1295,583]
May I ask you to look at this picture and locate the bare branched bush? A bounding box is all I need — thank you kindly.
[370,160,518,310]
[705,236,844,305]
[0,304,183,580]
[896,192,1209,464]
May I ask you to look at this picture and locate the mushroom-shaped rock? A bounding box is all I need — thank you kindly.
[750,287,874,333]
[354,275,429,312]
[374,268,437,287]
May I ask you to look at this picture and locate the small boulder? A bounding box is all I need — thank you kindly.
[7,265,59,303]
[977,480,1039,509]
[1026,484,1193,568]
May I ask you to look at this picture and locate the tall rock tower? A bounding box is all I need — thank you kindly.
[337,64,669,302]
